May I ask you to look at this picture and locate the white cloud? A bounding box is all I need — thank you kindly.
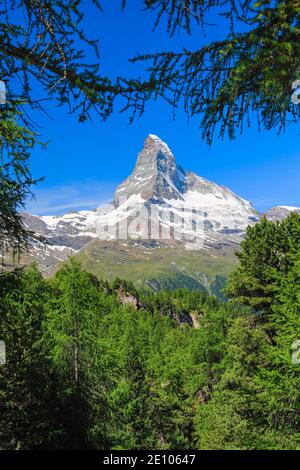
[25,180,116,215]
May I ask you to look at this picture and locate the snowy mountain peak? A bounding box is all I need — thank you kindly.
[144,134,173,155]
[137,134,176,170]
[264,205,300,222]
[20,134,261,273]
[114,134,186,204]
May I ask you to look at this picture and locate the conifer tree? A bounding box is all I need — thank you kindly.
[256,254,300,447]
[225,213,300,313]
[128,1,300,142]
[0,105,40,257]
[0,265,61,449]
[45,258,111,448]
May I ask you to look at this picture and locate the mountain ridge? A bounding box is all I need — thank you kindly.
[14,134,299,290]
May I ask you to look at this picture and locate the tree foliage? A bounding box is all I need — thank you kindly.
[130,1,300,142]
[225,213,300,313]
[0,0,155,126]
[1,212,300,449]
[1,1,299,137]
[0,265,62,449]
[0,104,41,257]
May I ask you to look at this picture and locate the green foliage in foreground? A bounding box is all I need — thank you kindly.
[1,214,300,449]
[0,105,41,258]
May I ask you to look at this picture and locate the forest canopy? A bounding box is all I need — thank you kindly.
[1,214,300,450]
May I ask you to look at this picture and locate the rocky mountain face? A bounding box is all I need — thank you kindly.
[263,206,300,222]
[15,134,299,287]
[19,134,260,275]
[114,135,187,203]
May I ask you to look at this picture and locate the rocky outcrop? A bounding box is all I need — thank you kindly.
[263,206,300,222]
[118,290,141,310]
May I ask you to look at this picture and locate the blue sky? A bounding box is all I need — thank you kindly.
[25,1,300,215]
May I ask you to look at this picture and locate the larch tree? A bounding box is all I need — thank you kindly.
[129,1,300,143]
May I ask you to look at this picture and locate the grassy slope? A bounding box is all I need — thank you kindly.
[11,239,237,293]
[74,240,237,292]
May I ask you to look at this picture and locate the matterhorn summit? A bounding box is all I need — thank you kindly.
[114,134,186,204]
[112,134,258,242]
